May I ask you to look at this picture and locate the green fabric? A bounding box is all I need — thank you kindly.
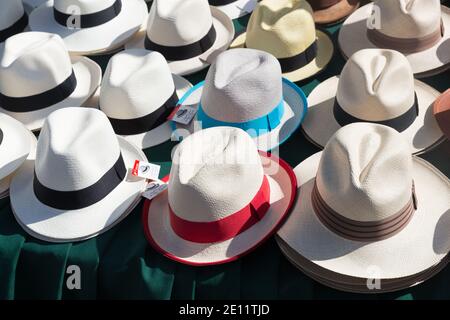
[1,7,449,300]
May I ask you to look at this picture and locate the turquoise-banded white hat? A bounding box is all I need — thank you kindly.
[171,48,307,151]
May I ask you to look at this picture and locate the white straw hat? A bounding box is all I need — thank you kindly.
[338,0,450,77]
[302,49,445,154]
[278,123,450,289]
[125,0,235,76]
[208,0,257,19]
[0,32,101,131]
[0,113,37,199]
[231,0,334,82]
[172,48,308,152]
[28,0,148,55]
[0,0,28,43]
[10,107,149,242]
[143,126,297,265]
[100,49,192,149]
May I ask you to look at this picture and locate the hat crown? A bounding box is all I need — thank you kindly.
[201,49,283,123]
[372,0,442,39]
[0,32,73,98]
[336,49,415,121]
[169,127,264,223]
[35,108,122,192]
[316,123,413,222]
[146,0,213,46]
[100,50,175,120]
[0,0,25,31]
[246,0,316,58]
[54,0,117,15]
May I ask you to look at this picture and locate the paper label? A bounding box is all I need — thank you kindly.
[142,181,168,200]
[131,160,161,180]
[168,104,197,125]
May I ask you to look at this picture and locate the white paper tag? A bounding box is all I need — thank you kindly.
[142,181,168,200]
[131,160,161,180]
[168,105,197,125]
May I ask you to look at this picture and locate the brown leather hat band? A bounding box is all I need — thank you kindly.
[367,21,444,54]
[309,0,342,10]
[311,181,417,242]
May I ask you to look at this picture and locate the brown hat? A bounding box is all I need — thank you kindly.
[307,0,360,25]
[434,89,450,141]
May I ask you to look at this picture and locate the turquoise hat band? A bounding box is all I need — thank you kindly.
[197,99,285,138]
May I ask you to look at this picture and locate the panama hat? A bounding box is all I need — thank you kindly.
[10,107,149,242]
[338,0,450,77]
[277,123,450,292]
[143,126,297,265]
[100,49,193,149]
[434,89,450,141]
[0,32,101,131]
[0,113,37,199]
[125,0,235,76]
[28,0,148,55]
[307,0,360,25]
[172,48,308,152]
[0,0,29,43]
[302,49,444,154]
[208,0,257,19]
[231,0,334,82]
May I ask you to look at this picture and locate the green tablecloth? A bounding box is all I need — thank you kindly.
[0,6,449,300]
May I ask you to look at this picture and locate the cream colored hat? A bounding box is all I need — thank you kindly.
[208,0,257,19]
[231,0,334,82]
[0,32,101,131]
[172,48,308,152]
[339,0,450,77]
[125,0,235,76]
[277,123,450,292]
[100,49,192,149]
[0,113,37,199]
[143,126,297,265]
[302,49,444,154]
[10,107,149,242]
[0,0,28,43]
[28,0,148,55]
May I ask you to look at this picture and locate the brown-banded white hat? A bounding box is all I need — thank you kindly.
[0,113,37,199]
[0,0,28,43]
[231,0,334,82]
[125,0,235,76]
[338,0,450,77]
[28,0,148,55]
[0,32,101,131]
[143,126,297,266]
[302,48,444,154]
[10,107,149,242]
[208,0,257,19]
[99,49,193,149]
[277,123,450,291]
[306,0,360,25]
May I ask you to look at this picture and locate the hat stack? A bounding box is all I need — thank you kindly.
[277,123,450,293]
[126,0,235,75]
[339,0,450,77]
[231,0,334,82]
[173,48,308,151]
[143,126,297,265]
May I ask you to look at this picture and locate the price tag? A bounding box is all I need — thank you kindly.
[168,104,197,125]
[142,181,168,200]
[131,160,160,180]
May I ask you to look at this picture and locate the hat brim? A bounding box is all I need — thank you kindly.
[338,3,450,77]
[277,151,450,280]
[10,136,148,242]
[0,55,101,132]
[277,236,450,293]
[231,30,334,83]
[302,77,445,154]
[213,0,257,19]
[312,0,360,25]
[28,0,148,55]
[119,75,193,149]
[171,78,308,152]
[125,7,235,76]
[143,151,297,266]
